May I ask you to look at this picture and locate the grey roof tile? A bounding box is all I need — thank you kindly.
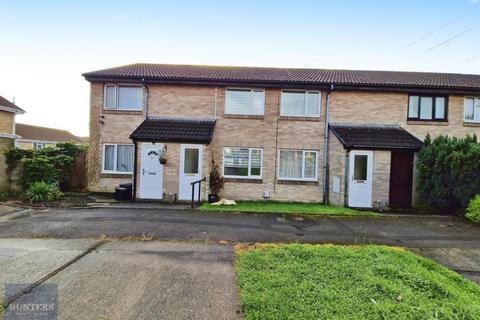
[330,124,424,150]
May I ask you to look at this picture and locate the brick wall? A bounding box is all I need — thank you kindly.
[372,150,391,208]
[328,134,346,206]
[329,91,480,140]
[87,83,144,192]
[0,111,14,135]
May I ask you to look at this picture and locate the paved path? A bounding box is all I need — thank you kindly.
[0,238,241,320]
[0,207,479,248]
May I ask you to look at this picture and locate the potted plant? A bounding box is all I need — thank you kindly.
[159,147,168,165]
[208,160,224,203]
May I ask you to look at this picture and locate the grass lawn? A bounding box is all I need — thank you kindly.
[200,201,378,217]
[235,244,480,320]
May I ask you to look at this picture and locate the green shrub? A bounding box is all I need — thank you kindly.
[466,195,480,223]
[22,182,62,203]
[22,157,58,187]
[5,143,84,184]
[417,134,480,212]
[50,154,75,183]
[0,191,10,202]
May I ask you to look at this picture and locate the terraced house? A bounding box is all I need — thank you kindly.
[82,64,480,209]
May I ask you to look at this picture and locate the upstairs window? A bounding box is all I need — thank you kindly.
[225,88,265,115]
[408,95,447,121]
[464,97,480,123]
[281,91,320,117]
[104,85,143,110]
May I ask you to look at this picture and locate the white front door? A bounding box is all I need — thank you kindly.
[179,144,203,200]
[139,143,163,199]
[348,150,373,208]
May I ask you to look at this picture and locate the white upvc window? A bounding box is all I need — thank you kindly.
[223,147,263,179]
[464,97,480,123]
[280,90,321,117]
[33,142,49,149]
[104,84,143,111]
[225,88,265,115]
[278,149,318,181]
[102,143,134,174]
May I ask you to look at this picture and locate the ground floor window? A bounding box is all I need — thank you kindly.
[33,142,49,149]
[279,149,318,181]
[223,147,262,179]
[102,143,134,174]
[464,97,480,123]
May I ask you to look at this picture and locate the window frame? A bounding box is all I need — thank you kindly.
[278,149,319,182]
[33,142,49,149]
[464,97,480,123]
[101,143,134,174]
[280,90,321,117]
[224,88,265,116]
[407,94,448,122]
[222,147,263,179]
[103,84,144,111]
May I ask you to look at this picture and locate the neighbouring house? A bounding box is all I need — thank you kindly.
[0,95,25,190]
[15,123,85,149]
[82,64,480,208]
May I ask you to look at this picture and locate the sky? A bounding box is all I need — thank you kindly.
[1,0,479,137]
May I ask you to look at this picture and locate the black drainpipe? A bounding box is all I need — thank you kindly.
[322,84,334,204]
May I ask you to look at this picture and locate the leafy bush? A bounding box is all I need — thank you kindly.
[6,142,85,188]
[466,195,480,223]
[50,154,75,183]
[0,191,10,202]
[22,157,58,187]
[417,134,480,212]
[22,182,62,203]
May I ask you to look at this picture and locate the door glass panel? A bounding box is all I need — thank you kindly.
[353,155,368,181]
[184,148,199,174]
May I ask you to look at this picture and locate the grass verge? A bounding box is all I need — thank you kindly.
[200,201,378,217]
[235,244,480,320]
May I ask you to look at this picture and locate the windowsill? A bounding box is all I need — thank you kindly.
[407,120,449,126]
[223,177,263,183]
[102,109,143,115]
[279,116,322,121]
[277,179,319,185]
[100,173,133,179]
[463,121,480,127]
[223,114,264,120]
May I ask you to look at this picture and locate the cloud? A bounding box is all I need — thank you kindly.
[470,0,480,4]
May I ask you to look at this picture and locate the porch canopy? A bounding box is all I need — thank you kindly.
[130,116,216,144]
[330,124,423,150]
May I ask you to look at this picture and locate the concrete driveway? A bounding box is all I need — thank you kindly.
[0,239,241,320]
